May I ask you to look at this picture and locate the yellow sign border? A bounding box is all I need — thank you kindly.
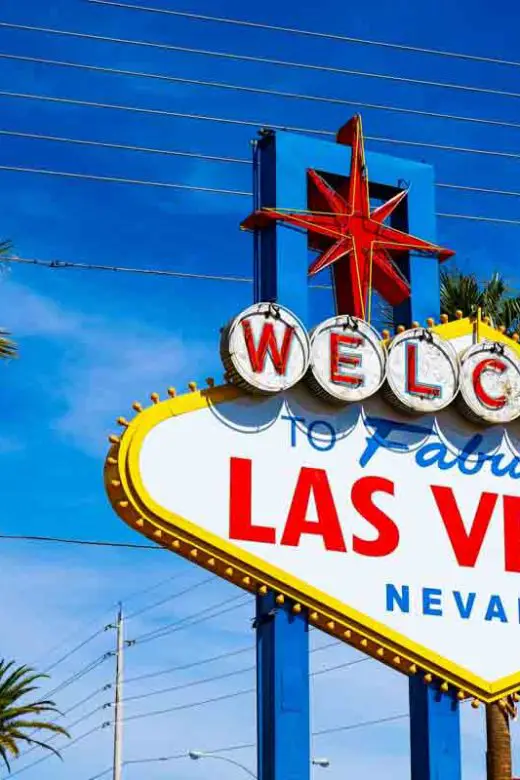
[105,317,520,704]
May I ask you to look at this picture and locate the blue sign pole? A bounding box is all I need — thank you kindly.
[250,123,461,780]
[409,677,462,780]
[254,131,311,780]
[256,592,310,780]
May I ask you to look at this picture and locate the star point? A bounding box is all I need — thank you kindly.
[242,115,455,319]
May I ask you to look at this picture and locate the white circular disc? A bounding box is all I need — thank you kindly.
[384,328,459,415]
[306,315,386,403]
[220,302,310,395]
[458,342,520,425]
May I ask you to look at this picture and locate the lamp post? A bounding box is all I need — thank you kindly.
[188,751,257,778]
[188,751,331,776]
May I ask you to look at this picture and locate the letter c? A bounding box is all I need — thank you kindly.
[472,358,507,410]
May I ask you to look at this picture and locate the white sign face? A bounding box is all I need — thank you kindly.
[220,302,310,394]
[108,382,520,701]
[307,316,386,403]
[384,328,459,414]
[458,342,520,425]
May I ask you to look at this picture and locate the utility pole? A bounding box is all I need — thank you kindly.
[112,604,124,780]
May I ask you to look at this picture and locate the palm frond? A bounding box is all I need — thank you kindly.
[0,659,69,771]
[0,329,16,360]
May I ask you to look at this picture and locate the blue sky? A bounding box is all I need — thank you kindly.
[1,0,520,777]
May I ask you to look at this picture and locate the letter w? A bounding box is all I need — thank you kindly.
[430,485,498,568]
[241,319,294,375]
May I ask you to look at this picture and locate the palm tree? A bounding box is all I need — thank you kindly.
[0,660,69,771]
[0,240,16,360]
[486,701,513,780]
[440,268,520,335]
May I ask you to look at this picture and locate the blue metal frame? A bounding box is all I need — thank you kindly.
[255,128,440,328]
[409,677,462,780]
[253,125,458,780]
[256,592,310,780]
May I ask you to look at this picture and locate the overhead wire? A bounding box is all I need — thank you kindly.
[0,532,163,548]
[1,21,519,100]
[0,165,517,225]
[0,127,250,164]
[0,161,251,196]
[125,637,340,686]
[131,594,252,646]
[122,664,254,704]
[86,0,520,69]
[85,770,112,780]
[2,255,255,284]
[125,574,214,620]
[2,87,520,165]
[121,654,371,706]
[45,652,112,699]
[19,701,111,759]
[2,127,520,200]
[6,722,111,779]
[123,686,255,723]
[125,644,253,684]
[114,712,408,766]
[2,51,520,132]
[42,626,109,675]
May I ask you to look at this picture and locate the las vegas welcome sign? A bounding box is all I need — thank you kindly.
[105,305,520,703]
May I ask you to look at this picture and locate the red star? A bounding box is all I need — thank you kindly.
[241,115,454,319]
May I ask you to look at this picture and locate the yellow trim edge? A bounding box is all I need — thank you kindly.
[104,383,520,704]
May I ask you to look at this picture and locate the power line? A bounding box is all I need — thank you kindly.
[3,51,520,133]
[3,87,520,163]
[132,594,251,646]
[85,770,112,780]
[122,654,370,705]
[122,664,254,704]
[0,125,250,164]
[126,645,253,684]
[0,532,163,549]
[0,161,251,196]
[313,712,408,736]
[31,574,184,670]
[43,626,108,675]
[6,722,111,779]
[46,652,112,699]
[2,126,519,200]
[2,22,519,100]
[3,255,254,284]
[123,686,255,723]
[21,702,110,759]
[123,741,256,765]
[86,0,520,69]
[125,637,341,686]
[0,165,518,226]
[116,712,408,766]
[119,571,191,605]
[125,575,214,621]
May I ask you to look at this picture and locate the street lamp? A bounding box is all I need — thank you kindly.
[188,751,257,778]
[312,758,330,768]
[188,750,330,776]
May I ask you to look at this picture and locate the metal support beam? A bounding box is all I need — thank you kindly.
[409,677,461,780]
[256,593,310,780]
